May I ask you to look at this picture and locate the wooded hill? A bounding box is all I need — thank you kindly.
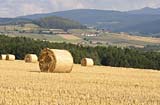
[0,16,86,30]
[20,9,160,36]
[34,16,86,31]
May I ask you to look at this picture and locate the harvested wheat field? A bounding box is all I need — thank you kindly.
[59,34,81,40]
[0,60,160,105]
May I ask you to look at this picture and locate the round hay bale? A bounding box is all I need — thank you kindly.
[25,54,38,63]
[6,54,15,61]
[0,54,7,60]
[81,58,94,66]
[39,48,73,73]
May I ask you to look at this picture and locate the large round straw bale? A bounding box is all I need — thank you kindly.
[39,48,73,73]
[25,54,38,63]
[81,58,94,66]
[6,54,15,61]
[0,54,7,60]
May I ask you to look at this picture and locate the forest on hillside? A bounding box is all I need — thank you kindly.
[34,16,86,31]
[0,35,160,70]
[0,16,86,31]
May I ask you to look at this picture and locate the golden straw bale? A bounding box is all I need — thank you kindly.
[39,48,73,73]
[0,54,7,60]
[6,54,15,61]
[81,58,94,66]
[25,54,38,63]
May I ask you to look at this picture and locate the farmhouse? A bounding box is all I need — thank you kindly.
[81,33,98,37]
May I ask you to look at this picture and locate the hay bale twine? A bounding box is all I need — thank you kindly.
[6,54,15,61]
[0,54,7,60]
[25,54,38,63]
[81,58,94,66]
[39,48,73,73]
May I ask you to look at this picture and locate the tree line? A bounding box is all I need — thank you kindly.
[0,35,160,70]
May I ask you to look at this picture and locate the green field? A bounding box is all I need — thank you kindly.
[69,29,160,48]
[4,32,160,48]
[5,33,82,43]
[1,27,160,48]
[85,33,160,47]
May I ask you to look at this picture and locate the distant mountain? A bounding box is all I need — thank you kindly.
[20,9,127,24]
[6,9,160,36]
[0,18,32,25]
[20,9,160,26]
[0,16,85,30]
[117,19,160,35]
[127,7,160,15]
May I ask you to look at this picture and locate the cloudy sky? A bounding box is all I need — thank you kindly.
[0,0,160,17]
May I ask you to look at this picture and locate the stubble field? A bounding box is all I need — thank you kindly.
[0,60,160,105]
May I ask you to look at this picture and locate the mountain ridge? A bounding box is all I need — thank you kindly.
[1,8,160,36]
[0,16,86,30]
[127,7,160,15]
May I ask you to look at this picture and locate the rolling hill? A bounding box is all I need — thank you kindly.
[0,16,85,30]
[127,7,160,15]
[0,18,32,25]
[34,16,86,30]
[1,8,160,36]
[117,19,160,35]
[19,9,160,36]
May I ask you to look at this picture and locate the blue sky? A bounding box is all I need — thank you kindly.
[0,0,160,17]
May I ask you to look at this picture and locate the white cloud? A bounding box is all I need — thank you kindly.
[0,0,160,17]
